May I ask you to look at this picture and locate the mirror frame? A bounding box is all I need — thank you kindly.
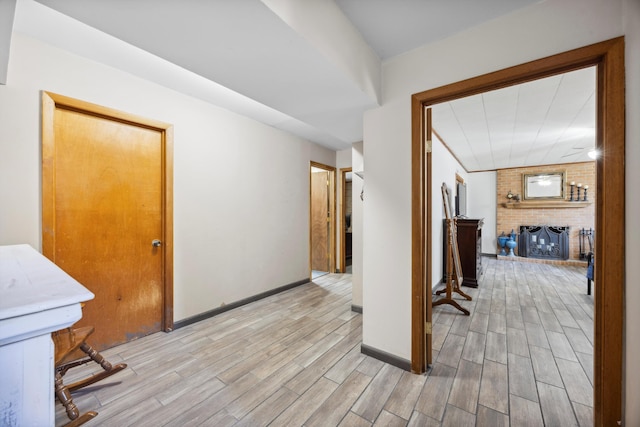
[523,171,565,200]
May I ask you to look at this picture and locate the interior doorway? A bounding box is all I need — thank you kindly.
[42,92,174,351]
[411,38,624,425]
[310,162,336,279]
[340,168,353,274]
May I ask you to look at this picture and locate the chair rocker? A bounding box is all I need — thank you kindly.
[53,325,127,427]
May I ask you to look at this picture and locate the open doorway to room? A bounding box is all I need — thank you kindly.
[411,38,624,425]
[340,168,353,274]
[310,162,336,280]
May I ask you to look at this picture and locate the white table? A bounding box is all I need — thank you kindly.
[0,244,94,426]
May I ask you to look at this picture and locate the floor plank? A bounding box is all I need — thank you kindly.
[538,381,579,426]
[272,377,338,426]
[441,404,475,427]
[510,394,544,426]
[383,371,426,420]
[447,359,482,414]
[508,352,539,403]
[478,359,509,414]
[351,363,403,422]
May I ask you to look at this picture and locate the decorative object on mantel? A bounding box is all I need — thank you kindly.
[583,185,589,201]
[576,183,582,201]
[569,181,576,201]
[497,232,509,256]
[506,189,514,202]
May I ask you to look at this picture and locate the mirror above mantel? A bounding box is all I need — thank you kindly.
[523,171,565,200]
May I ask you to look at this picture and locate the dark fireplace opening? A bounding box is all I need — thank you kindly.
[518,225,570,260]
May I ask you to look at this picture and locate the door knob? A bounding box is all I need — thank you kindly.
[152,239,162,247]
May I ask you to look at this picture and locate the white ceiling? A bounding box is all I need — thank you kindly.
[12,0,594,170]
[432,66,596,171]
[335,0,540,60]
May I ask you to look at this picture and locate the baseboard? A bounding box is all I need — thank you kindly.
[360,344,411,372]
[174,278,309,330]
[433,278,444,293]
[351,304,363,314]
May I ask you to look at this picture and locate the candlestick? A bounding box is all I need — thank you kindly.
[569,182,575,201]
[577,185,581,200]
[583,185,588,201]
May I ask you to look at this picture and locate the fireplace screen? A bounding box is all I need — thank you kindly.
[518,225,570,260]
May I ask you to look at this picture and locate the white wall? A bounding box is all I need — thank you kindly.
[431,132,467,289]
[362,0,631,396]
[468,171,498,255]
[0,0,16,84]
[0,33,335,322]
[362,99,411,355]
[351,142,363,308]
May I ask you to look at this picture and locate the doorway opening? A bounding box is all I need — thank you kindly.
[340,168,353,274]
[310,162,336,279]
[411,37,624,425]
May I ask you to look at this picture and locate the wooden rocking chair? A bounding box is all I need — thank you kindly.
[53,325,127,427]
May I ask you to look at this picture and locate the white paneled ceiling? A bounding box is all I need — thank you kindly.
[432,66,596,171]
[9,0,595,170]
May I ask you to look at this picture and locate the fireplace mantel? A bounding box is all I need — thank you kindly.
[501,201,592,209]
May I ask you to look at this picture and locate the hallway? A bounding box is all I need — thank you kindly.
[56,258,592,426]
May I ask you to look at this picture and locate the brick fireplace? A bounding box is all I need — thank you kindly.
[496,162,595,260]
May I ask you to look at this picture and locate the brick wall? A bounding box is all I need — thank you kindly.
[496,162,595,260]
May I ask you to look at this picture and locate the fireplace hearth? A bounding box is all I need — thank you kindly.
[518,225,570,260]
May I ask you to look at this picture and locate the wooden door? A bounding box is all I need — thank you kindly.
[311,170,330,271]
[42,92,173,351]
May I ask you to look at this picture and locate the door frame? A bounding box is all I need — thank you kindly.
[411,37,625,425]
[309,161,336,276]
[41,91,175,332]
[340,167,353,273]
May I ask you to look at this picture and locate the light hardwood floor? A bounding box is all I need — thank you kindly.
[56,257,593,426]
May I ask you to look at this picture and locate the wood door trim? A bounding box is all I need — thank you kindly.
[309,161,336,275]
[410,97,427,373]
[340,167,352,273]
[411,37,625,425]
[41,91,175,332]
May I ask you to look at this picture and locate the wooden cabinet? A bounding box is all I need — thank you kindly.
[455,218,483,287]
